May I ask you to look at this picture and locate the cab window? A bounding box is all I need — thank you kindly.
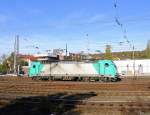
[105,63,109,67]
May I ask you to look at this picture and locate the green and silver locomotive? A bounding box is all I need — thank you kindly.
[29,60,119,82]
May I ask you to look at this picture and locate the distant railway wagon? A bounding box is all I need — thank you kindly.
[29,60,119,82]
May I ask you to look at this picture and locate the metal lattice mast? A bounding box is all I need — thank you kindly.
[14,36,17,74]
[13,35,19,75]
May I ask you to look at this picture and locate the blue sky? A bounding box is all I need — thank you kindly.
[0,0,150,56]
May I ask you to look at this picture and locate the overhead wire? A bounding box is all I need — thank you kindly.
[113,0,132,47]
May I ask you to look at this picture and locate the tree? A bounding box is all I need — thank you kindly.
[0,54,7,63]
[0,52,28,74]
[104,45,113,60]
[0,64,7,74]
[0,54,8,73]
[0,53,14,73]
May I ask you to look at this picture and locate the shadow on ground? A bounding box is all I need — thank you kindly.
[0,92,97,115]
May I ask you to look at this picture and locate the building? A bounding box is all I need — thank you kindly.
[53,49,65,60]
[19,54,59,76]
[34,53,59,63]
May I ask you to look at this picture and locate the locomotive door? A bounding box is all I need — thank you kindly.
[96,62,112,76]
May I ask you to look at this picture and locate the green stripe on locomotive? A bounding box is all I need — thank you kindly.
[93,60,117,78]
[29,61,44,77]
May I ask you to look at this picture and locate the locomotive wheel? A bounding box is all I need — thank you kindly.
[95,77,100,81]
[83,77,90,82]
[73,77,78,81]
[102,77,109,82]
[111,78,117,82]
[78,77,83,81]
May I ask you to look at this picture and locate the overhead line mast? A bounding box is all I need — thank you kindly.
[14,35,19,75]
[14,37,16,74]
[113,0,135,78]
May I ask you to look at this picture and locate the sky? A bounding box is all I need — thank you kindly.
[0,0,150,56]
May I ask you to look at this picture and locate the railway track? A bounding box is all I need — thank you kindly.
[0,82,150,92]
[1,95,150,111]
[1,77,150,114]
[19,99,150,110]
[0,77,150,98]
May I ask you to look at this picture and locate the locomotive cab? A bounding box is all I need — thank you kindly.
[93,60,118,81]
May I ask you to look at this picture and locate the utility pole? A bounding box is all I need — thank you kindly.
[14,37,17,74]
[16,35,20,76]
[85,34,90,61]
[66,43,68,57]
[14,35,19,75]
[132,45,136,79]
[16,35,19,56]
[86,34,90,55]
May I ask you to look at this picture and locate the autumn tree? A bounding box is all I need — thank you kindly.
[104,45,113,60]
[0,53,28,74]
